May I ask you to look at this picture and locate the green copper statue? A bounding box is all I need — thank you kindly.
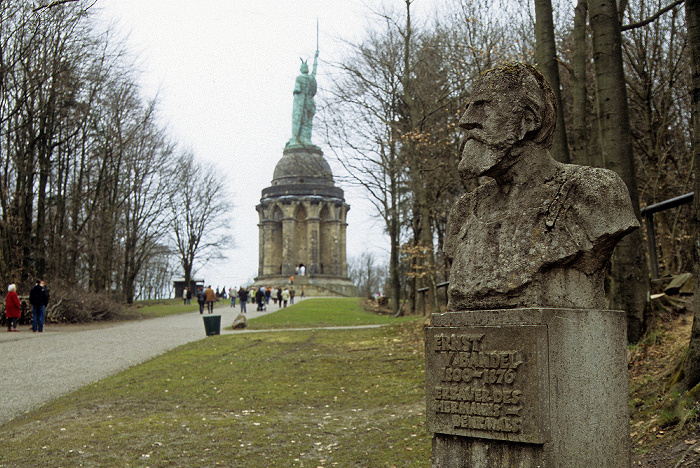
[287,50,319,148]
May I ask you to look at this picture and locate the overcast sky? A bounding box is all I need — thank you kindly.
[94,0,442,291]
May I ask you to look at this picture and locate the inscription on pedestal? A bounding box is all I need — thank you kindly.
[425,325,549,444]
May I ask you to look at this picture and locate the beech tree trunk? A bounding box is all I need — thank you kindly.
[402,0,439,315]
[534,0,570,163]
[588,0,648,342]
[681,0,700,393]
[571,0,590,166]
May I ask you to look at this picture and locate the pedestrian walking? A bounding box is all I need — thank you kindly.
[196,286,206,314]
[256,287,265,311]
[5,284,20,332]
[29,279,49,333]
[281,288,290,307]
[204,285,216,314]
[238,287,248,313]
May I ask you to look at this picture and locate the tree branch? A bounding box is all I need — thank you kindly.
[621,0,684,31]
[33,0,80,13]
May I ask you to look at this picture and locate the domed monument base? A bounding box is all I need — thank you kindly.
[254,146,357,297]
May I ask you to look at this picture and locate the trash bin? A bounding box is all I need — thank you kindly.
[202,315,221,336]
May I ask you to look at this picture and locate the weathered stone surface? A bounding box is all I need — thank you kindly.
[429,63,636,468]
[445,63,638,311]
[428,308,630,468]
[425,325,550,444]
[232,314,248,329]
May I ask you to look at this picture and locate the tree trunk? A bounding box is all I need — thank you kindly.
[402,0,439,315]
[390,160,402,317]
[571,0,590,166]
[680,0,700,392]
[534,0,570,163]
[588,0,648,342]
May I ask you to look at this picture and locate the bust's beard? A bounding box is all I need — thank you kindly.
[457,138,510,180]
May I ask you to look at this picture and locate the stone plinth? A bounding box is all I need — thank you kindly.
[426,308,630,467]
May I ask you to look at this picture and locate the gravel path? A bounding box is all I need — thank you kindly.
[0,298,299,425]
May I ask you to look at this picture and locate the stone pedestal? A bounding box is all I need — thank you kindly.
[426,308,630,467]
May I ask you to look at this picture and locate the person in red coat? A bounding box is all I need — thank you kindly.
[5,284,21,332]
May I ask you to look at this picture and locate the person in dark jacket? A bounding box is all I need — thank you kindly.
[29,279,49,333]
[196,286,206,314]
[237,287,248,313]
[255,288,265,311]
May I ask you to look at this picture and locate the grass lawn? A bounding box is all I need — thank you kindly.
[123,298,201,319]
[0,300,430,467]
[246,297,416,330]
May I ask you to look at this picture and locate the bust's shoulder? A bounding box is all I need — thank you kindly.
[559,164,639,242]
[563,165,636,214]
[568,165,628,194]
[450,180,497,213]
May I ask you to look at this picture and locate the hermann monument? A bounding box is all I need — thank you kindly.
[253,47,357,297]
[425,63,638,466]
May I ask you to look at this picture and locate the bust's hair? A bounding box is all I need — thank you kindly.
[479,63,557,148]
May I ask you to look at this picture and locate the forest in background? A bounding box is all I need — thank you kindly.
[331,0,691,336]
[0,1,231,304]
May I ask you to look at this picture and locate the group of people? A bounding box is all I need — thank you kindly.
[190,285,219,314]
[183,285,231,307]
[235,286,295,313]
[4,279,50,333]
[180,283,300,316]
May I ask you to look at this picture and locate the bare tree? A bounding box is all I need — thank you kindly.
[348,251,387,299]
[570,0,590,166]
[169,152,233,291]
[324,11,411,317]
[534,0,571,163]
[588,0,649,342]
[623,0,691,276]
[119,103,175,303]
[0,1,190,305]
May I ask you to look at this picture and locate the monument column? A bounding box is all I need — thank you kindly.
[306,203,321,276]
[329,216,341,276]
[339,205,349,276]
[257,219,265,276]
[256,205,269,276]
[281,206,296,277]
[259,218,276,276]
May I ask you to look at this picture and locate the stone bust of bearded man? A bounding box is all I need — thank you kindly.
[444,63,639,311]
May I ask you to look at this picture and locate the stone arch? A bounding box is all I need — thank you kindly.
[319,204,332,274]
[271,204,283,222]
[294,203,308,269]
[269,205,284,273]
